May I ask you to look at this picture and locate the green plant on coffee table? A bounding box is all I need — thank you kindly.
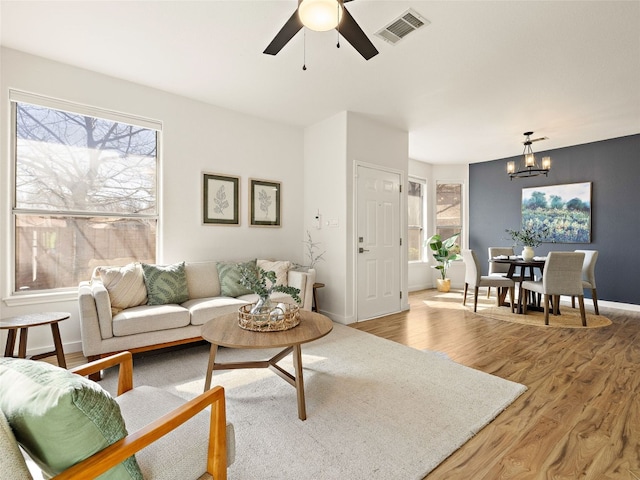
[505,225,550,248]
[238,262,301,305]
[425,232,461,280]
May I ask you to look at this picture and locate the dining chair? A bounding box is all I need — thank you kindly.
[572,249,599,315]
[462,249,515,313]
[486,247,514,298]
[521,251,587,326]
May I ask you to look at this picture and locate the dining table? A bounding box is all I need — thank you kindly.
[490,256,546,313]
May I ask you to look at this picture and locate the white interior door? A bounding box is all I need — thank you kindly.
[356,165,401,321]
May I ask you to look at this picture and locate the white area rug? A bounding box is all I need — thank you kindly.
[101,324,526,480]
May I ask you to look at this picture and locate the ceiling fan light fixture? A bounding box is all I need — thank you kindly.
[298,0,343,32]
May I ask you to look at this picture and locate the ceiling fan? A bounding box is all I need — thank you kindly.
[523,132,549,144]
[263,0,379,61]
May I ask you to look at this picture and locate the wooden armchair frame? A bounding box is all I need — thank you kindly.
[52,352,227,480]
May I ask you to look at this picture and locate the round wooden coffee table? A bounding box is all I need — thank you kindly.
[201,309,333,420]
[1,312,70,368]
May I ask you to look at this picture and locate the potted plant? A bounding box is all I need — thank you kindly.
[238,262,301,313]
[425,232,461,292]
[505,225,550,261]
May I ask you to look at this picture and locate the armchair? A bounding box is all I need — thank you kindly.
[0,352,233,480]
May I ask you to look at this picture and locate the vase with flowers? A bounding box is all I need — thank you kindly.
[505,225,550,261]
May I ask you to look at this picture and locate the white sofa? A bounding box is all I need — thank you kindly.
[78,259,315,362]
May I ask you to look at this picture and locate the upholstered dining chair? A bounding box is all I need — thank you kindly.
[521,251,587,326]
[486,247,515,298]
[462,249,515,313]
[572,249,599,315]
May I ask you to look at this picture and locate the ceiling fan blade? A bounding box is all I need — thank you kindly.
[338,6,378,60]
[264,10,304,56]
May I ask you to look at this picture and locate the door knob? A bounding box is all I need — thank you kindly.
[358,247,370,253]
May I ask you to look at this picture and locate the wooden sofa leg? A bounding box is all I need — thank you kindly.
[87,355,102,381]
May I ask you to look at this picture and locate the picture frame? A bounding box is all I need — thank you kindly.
[521,181,592,243]
[249,178,281,227]
[203,173,239,225]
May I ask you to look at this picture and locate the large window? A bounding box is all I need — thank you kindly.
[12,94,159,293]
[408,178,425,261]
[435,182,462,243]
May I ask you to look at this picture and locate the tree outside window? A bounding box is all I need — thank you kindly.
[12,100,158,293]
[435,182,462,244]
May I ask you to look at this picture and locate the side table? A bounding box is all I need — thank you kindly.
[1,312,70,368]
[312,282,325,312]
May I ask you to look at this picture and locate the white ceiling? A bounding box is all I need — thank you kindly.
[1,0,639,164]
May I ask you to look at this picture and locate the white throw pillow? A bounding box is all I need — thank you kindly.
[93,263,148,315]
[257,260,291,288]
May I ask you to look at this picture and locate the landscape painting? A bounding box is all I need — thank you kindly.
[521,182,592,243]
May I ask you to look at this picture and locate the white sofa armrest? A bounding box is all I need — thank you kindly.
[78,281,114,357]
[288,268,316,311]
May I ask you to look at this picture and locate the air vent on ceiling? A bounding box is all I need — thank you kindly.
[375,9,430,45]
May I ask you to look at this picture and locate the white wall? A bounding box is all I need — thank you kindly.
[346,113,409,317]
[304,112,409,324]
[303,112,348,321]
[0,48,305,355]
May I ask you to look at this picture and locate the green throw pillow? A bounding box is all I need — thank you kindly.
[141,262,189,305]
[0,357,142,480]
[217,259,257,297]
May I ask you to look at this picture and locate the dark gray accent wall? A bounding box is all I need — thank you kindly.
[469,134,640,305]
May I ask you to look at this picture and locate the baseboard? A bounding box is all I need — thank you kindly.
[558,297,640,313]
[20,340,83,359]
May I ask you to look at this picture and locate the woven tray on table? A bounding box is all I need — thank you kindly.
[237,303,300,332]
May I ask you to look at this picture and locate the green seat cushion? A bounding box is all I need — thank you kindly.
[217,259,257,297]
[0,357,142,479]
[142,261,190,305]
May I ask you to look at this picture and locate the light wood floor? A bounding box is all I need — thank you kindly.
[351,289,640,480]
[58,289,639,479]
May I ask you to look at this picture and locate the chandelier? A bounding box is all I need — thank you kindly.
[507,132,551,180]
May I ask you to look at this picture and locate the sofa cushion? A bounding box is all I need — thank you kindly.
[217,259,256,297]
[182,297,249,326]
[142,262,190,305]
[93,263,148,315]
[112,304,191,336]
[0,358,142,480]
[257,259,291,288]
[184,261,221,299]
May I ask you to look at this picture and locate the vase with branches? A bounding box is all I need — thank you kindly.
[505,225,550,261]
[298,230,326,270]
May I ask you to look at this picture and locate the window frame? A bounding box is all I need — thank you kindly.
[435,181,463,246]
[408,176,426,263]
[8,90,162,300]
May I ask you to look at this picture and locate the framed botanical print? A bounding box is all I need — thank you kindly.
[249,178,281,227]
[203,173,239,225]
